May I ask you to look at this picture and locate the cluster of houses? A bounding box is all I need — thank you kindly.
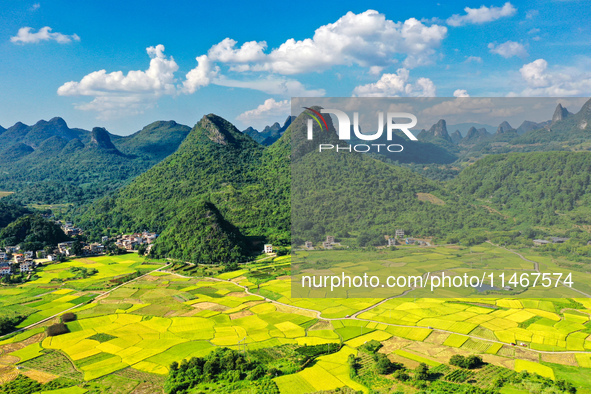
[60,221,83,237]
[533,237,570,246]
[301,230,430,250]
[387,230,429,246]
[0,249,36,276]
[115,232,158,251]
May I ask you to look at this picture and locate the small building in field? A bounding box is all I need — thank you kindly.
[533,239,550,246]
[264,244,273,253]
[304,241,313,249]
[387,238,397,246]
[550,237,569,244]
[322,242,333,249]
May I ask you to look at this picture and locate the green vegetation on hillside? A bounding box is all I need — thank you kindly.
[0,201,31,229]
[450,151,591,230]
[0,214,69,250]
[151,201,249,265]
[75,114,290,264]
[0,118,190,205]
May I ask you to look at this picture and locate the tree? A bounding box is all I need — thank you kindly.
[47,322,69,336]
[72,240,83,256]
[414,363,430,381]
[450,354,483,369]
[393,369,410,382]
[375,353,393,374]
[137,243,147,256]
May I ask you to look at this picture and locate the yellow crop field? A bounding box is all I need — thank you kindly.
[514,360,555,379]
[443,334,469,348]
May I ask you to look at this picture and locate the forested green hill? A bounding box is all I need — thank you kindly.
[0,214,70,251]
[0,201,31,229]
[450,151,591,229]
[0,118,190,204]
[75,111,510,264]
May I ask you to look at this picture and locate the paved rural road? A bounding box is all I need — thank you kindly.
[0,265,167,340]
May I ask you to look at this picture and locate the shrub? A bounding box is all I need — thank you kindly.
[61,312,76,322]
[47,322,69,337]
[449,354,483,369]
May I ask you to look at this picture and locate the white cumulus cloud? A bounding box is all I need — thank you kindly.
[11,26,80,44]
[57,45,178,119]
[488,41,528,58]
[447,2,517,26]
[352,69,436,97]
[453,89,470,97]
[237,98,290,129]
[197,10,447,74]
[214,75,325,97]
[515,58,591,96]
[182,55,219,94]
[465,56,483,63]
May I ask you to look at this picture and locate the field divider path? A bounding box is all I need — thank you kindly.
[0,265,167,340]
[167,271,591,355]
[487,241,591,297]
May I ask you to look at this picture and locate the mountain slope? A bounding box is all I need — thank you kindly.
[75,114,280,260]
[152,201,249,264]
[0,214,70,251]
[113,121,191,160]
[289,110,505,242]
[450,151,591,229]
[242,116,292,146]
[0,118,191,204]
[0,201,31,229]
[76,110,510,262]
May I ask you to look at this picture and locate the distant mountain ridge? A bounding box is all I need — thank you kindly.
[242,116,293,146]
[0,117,191,204]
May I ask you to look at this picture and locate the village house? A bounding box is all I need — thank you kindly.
[13,254,24,264]
[0,264,11,276]
[322,242,333,249]
[533,239,550,246]
[387,238,397,246]
[263,244,273,253]
[326,236,335,244]
[395,229,405,238]
[304,241,313,249]
[0,252,6,260]
[116,232,158,251]
[5,246,19,253]
[86,243,105,254]
[58,241,75,255]
[20,260,34,273]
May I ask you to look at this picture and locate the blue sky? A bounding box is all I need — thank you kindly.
[1,0,590,134]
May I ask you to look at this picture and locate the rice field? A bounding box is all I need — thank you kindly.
[2,244,591,392]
